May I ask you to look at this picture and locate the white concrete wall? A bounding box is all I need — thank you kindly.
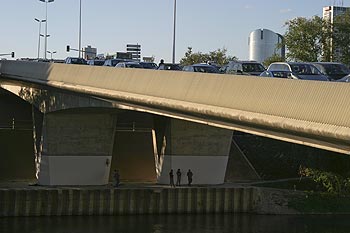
[38,156,111,185]
[157,155,228,185]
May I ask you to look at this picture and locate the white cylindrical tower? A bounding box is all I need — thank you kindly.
[248,29,284,63]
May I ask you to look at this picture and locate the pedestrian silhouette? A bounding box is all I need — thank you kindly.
[158,59,165,70]
[169,169,175,187]
[176,169,182,186]
[187,169,193,186]
[113,169,120,187]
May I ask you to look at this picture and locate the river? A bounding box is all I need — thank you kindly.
[1,214,349,233]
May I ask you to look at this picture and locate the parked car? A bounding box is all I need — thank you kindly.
[87,59,105,66]
[220,60,266,76]
[115,61,142,68]
[335,74,350,83]
[182,64,219,73]
[259,70,299,79]
[312,62,350,81]
[267,62,329,81]
[158,63,182,71]
[64,57,87,65]
[139,62,158,69]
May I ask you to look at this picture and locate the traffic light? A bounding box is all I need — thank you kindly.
[11,52,14,58]
[66,45,70,52]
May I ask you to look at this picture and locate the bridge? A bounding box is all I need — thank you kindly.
[0,60,349,186]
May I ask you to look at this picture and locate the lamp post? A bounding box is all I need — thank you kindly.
[39,0,54,60]
[47,50,57,60]
[79,0,82,58]
[0,52,15,58]
[34,18,46,59]
[172,0,177,64]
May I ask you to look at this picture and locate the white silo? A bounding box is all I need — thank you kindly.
[248,29,285,63]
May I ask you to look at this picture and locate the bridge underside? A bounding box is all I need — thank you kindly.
[1,60,350,185]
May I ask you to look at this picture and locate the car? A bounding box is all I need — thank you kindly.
[182,63,219,73]
[220,60,266,76]
[103,59,127,67]
[312,62,350,81]
[115,61,142,68]
[139,62,158,69]
[335,74,350,82]
[64,57,87,65]
[158,63,182,71]
[259,70,300,79]
[267,62,329,81]
[87,59,105,66]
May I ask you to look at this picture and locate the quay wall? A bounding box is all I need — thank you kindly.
[0,187,258,217]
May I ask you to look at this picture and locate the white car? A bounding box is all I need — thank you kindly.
[115,62,142,68]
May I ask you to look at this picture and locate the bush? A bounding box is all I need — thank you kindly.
[299,166,350,195]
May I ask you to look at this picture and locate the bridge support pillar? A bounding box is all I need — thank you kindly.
[156,119,232,185]
[36,111,116,185]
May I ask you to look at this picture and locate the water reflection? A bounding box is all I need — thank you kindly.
[1,214,349,233]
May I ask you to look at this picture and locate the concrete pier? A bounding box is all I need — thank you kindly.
[0,186,257,217]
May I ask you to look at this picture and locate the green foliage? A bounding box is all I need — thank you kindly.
[263,54,285,67]
[284,16,325,62]
[299,166,350,195]
[179,47,237,66]
[333,10,350,65]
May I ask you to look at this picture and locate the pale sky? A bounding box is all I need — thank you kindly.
[0,0,347,62]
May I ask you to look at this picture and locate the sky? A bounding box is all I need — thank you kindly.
[0,0,348,62]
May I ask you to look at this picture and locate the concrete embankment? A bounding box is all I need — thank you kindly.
[0,187,258,217]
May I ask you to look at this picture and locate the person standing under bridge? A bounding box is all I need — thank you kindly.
[187,169,193,186]
[176,169,182,186]
[169,169,175,187]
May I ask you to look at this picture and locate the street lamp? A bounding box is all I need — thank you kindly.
[34,18,46,59]
[172,0,177,64]
[39,0,54,60]
[79,0,82,58]
[0,52,15,58]
[47,50,57,60]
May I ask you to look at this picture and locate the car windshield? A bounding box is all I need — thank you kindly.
[290,64,321,75]
[242,63,266,73]
[94,60,105,66]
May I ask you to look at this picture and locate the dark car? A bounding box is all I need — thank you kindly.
[312,62,350,81]
[183,64,219,73]
[335,74,350,83]
[139,62,158,69]
[268,62,329,81]
[64,57,87,65]
[158,63,182,71]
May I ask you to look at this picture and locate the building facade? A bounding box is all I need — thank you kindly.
[248,29,285,63]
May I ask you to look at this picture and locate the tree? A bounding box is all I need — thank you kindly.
[283,16,326,62]
[179,47,237,66]
[333,10,350,65]
[263,54,285,67]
